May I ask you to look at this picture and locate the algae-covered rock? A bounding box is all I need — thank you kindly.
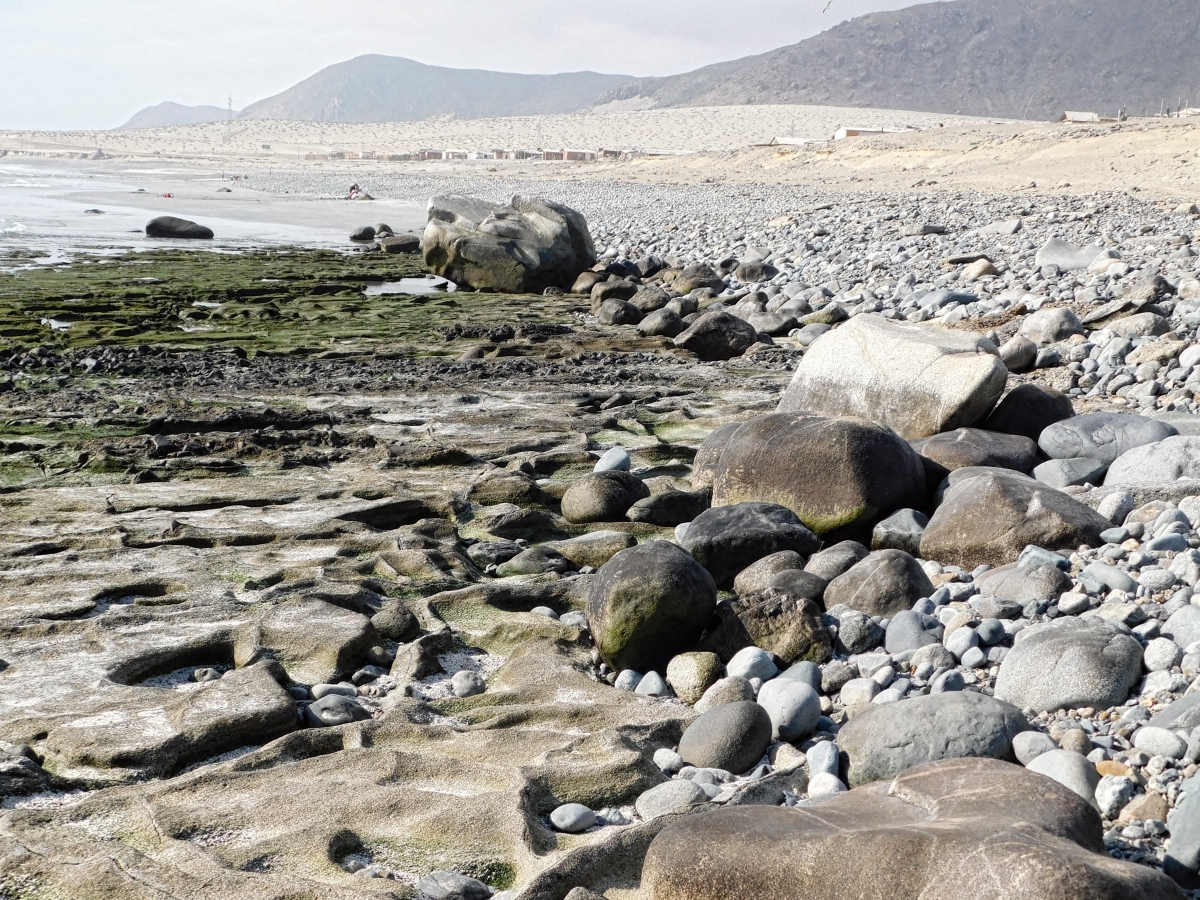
[586,541,718,674]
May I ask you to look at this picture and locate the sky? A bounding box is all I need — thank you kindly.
[0,0,935,131]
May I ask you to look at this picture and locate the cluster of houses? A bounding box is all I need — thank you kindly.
[301,147,663,163]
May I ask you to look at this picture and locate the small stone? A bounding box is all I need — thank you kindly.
[756,679,821,742]
[653,748,684,774]
[615,670,643,692]
[806,740,840,776]
[1144,637,1184,672]
[1025,749,1100,807]
[451,671,486,698]
[595,446,632,473]
[726,646,779,681]
[1095,774,1136,818]
[416,871,493,900]
[807,772,848,800]
[1133,725,1188,759]
[550,803,597,833]
[635,671,671,697]
[1013,731,1058,765]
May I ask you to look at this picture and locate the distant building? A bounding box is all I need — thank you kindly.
[832,127,912,140]
[1061,111,1101,123]
[543,150,565,161]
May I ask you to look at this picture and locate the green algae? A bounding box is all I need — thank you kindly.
[0,249,584,357]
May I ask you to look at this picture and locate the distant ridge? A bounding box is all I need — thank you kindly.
[238,55,632,123]
[595,0,1200,121]
[120,101,234,130]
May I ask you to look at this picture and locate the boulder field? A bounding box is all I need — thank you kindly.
[5,183,1200,900]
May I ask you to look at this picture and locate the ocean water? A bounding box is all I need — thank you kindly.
[0,158,426,266]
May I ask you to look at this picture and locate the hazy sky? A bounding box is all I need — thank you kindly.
[0,0,942,131]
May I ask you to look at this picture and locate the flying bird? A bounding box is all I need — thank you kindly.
[822,0,833,11]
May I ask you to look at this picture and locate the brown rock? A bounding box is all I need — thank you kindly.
[697,589,832,665]
[823,550,935,618]
[921,470,1110,568]
[1119,791,1169,824]
[642,757,1184,900]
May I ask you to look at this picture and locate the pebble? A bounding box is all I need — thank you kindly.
[550,803,597,833]
[594,446,632,472]
[807,772,849,800]
[726,646,779,681]
[451,671,486,698]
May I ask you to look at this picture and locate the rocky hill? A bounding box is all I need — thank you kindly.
[120,101,233,130]
[238,54,631,123]
[596,0,1200,121]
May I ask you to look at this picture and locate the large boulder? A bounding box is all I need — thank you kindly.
[422,194,595,293]
[711,413,926,538]
[697,589,832,665]
[994,617,1143,713]
[823,549,935,618]
[1106,436,1200,486]
[642,758,1182,900]
[672,263,725,295]
[777,317,1008,440]
[920,470,1110,568]
[912,428,1039,473]
[1039,412,1178,466]
[561,472,649,524]
[682,502,820,588]
[146,216,214,239]
[983,383,1075,442]
[672,310,758,361]
[585,541,717,674]
[676,700,773,774]
[837,692,1028,786]
[1020,307,1085,345]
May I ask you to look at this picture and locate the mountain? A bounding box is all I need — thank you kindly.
[595,0,1200,121]
[238,55,632,122]
[120,102,234,130]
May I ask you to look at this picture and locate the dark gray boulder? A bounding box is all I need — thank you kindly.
[697,589,832,665]
[711,413,925,539]
[921,470,1110,568]
[682,502,820,588]
[804,541,870,581]
[597,298,644,325]
[994,617,1143,713]
[837,691,1028,786]
[637,307,686,338]
[586,541,718,673]
[627,489,710,527]
[673,309,759,361]
[912,428,1039,474]
[823,550,935,618]
[871,509,928,556]
[146,216,214,239]
[676,700,773,774]
[561,472,649,524]
[973,563,1073,604]
[1039,412,1178,466]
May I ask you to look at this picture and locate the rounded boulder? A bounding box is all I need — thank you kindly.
[677,700,773,774]
[586,541,718,674]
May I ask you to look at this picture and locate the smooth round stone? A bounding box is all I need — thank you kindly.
[1140,568,1178,593]
[674,522,690,543]
[451,671,486,698]
[615,670,643,692]
[757,679,821,742]
[945,626,979,660]
[976,618,1006,646]
[1059,728,1092,755]
[1144,638,1184,672]
[961,646,987,669]
[635,779,708,819]
[636,671,671,697]
[1025,749,1100,806]
[727,646,779,681]
[1133,726,1188,760]
[595,446,632,473]
[530,606,560,619]
[654,748,684,773]
[872,687,905,703]
[677,700,774,774]
[560,611,588,628]
[550,803,597,833]
[311,683,358,700]
[1013,730,1058,765]
[931,670,965,693]
[807,772,848,800]
[304,694,372,727]
[806,740,840,777]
